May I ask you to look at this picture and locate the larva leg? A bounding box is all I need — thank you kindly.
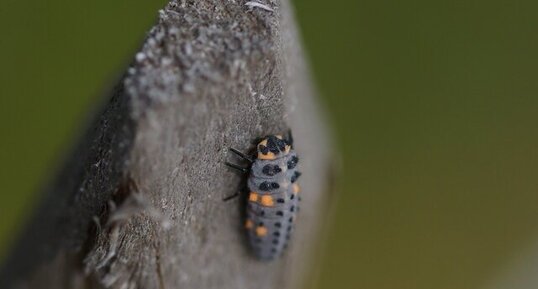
[229,147,254,162]
[225,162,249,173]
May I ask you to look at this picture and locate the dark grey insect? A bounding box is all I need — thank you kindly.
[225,133,301,261]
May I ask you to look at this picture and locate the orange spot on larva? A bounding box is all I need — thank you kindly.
[245,219,253,229]
[292,183,300,194]
[258,151,276,160]
[284,145,291,153]
[256,226,268,237]
[249,192,259,202]
[260,195,274,206]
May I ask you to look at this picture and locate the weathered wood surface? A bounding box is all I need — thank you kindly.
[0,0,334,288]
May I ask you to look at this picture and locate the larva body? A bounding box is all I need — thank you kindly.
[242,135,301,260]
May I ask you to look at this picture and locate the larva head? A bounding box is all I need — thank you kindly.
[257,135,291,160]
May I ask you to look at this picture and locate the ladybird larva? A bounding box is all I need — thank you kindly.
[226,133,301,261]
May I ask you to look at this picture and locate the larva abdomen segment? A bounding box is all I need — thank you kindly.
[245,152,301,260]
[246,188,299,260]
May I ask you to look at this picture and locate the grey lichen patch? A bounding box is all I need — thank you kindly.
[126,0,281,119]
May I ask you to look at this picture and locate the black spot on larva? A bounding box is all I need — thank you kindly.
[258,222,264,226]
[262,165,271,175]
[260,210,265,216]
[277,140,286,151]
[276,211,283,216]
[298,196,302,201]
[259,181,279,191]
[290,206,295,212]
[273,231,280,237]
[266,135,287,154]
[277,198,285,203]
[259,182,268,191]
[287,226,292,231]
[275,222,281,228]
[287,155,299,169]
[288,217,293,223]
[273,239,279,245]
[291,171,302,183]
[259,144,269,154]
[290,194,295,200]
[266,136,280,153]
[262,165,281,176]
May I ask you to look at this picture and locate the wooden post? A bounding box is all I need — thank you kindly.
[0,1,334,288]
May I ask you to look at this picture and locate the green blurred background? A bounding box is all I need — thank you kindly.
[2,0,538,288]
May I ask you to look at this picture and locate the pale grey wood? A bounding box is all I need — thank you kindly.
[0,0,334,288]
